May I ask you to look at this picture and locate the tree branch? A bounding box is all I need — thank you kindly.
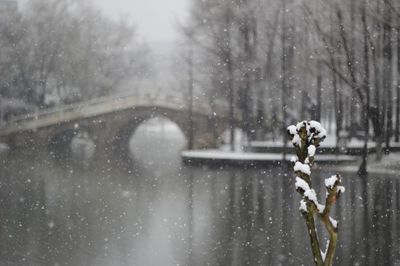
[288,121,344,266]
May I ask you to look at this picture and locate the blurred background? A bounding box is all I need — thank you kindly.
[0,0,400,265]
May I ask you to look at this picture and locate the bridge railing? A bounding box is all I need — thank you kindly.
[0,92,227,131]
[2,93,138,125]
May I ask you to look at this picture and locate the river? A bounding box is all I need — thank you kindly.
[0,118,399,265]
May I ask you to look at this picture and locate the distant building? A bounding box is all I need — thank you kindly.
[0,0,17,13]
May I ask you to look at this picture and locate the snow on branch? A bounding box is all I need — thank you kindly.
[308,145,316,157]
[287,120,344,266]
[294,161,311,175]
[295,176,310,192]
[325,175,340,189]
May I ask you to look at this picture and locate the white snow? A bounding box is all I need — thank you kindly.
[287,125,297,135]
[308,145,316,157]
[296,120,308,131]
[290,120,327,148]
[290,155,298,163]
[321,249,326,262]
[309,121,327,139]
[181,150,357,162]
[325,175,339,189]
[321,240,330,261]
[329,216,338,229]
[295,176,310,192]
[337,186,346,193]
[304,189,325,213]
[317,128,327,139]
[309,120,322,131]
[299,199,307,212]
[317,204,325,213]
[292,134,301,147]
[249,137,372,148]
[294,161,311,175]
[304,189,318,204]
[182,150,288,161]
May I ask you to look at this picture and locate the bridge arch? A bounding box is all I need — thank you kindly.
[108,107,192,170]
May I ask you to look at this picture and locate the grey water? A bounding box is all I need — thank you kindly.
[0,118,399,266]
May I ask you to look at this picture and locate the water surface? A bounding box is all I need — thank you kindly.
[0,119,399,265]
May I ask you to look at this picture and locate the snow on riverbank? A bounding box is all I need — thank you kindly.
[181,149,357,163]
[250,136,400,149]
[182,150,286,161]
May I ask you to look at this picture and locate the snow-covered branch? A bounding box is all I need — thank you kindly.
[287,120,344,266]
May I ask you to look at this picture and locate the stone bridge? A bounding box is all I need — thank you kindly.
[0,94,230,168]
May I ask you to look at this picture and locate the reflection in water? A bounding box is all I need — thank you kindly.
[70,131,96,168]
[0,119,399,265]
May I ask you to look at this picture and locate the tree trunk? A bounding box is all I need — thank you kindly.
[396,28,400,142]
[383,0,392,153]
[187,44,195,150]
[224,6,235,152]
[281,0,288,158]
[332,58,341,152]
[349,0,356,138]
[255,67,265,140]
[375,1,384,161]
[316,61,322,122]
[358,0,370,176]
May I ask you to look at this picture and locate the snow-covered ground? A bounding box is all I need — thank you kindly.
[183,124,399,170]
[181,149,357,163]
[250,134,400,148]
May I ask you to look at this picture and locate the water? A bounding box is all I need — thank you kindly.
[0,119,399,265]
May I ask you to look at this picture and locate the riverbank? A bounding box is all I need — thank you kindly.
[246,140,400,155]
[334,152,400,176]
[181,149,357,167]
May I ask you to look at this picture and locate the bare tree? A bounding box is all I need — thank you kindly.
[0,0,149,112]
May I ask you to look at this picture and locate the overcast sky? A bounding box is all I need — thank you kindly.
[93,0,189,43]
